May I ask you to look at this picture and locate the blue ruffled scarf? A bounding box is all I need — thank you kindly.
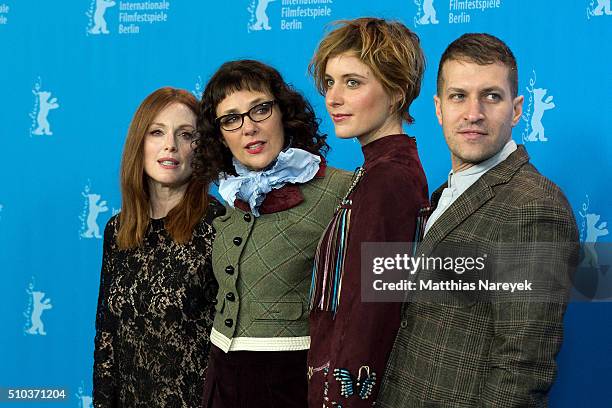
[218,148,321,217]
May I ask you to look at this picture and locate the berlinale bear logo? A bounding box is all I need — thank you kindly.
[30,78,60,137]
[414,0,439,26]
[81,194,109,239]
[574,195,611,300]
[79,182,110,239]
[248,0,275,31]
[525,87,555,142]
[87,0,116,35]
[521,70,555,143]
[24,280,53,336]
[587,0,611,19]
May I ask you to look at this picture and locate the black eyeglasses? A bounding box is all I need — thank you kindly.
[215,100,276,131]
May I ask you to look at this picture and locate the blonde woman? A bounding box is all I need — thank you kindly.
[307,18,429,407]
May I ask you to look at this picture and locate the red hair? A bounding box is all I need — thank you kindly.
[118,87,209,249]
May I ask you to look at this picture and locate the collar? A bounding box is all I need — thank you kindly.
[362,134,417,165]
[234,160,327,214]
[446,139,517,195]
[431,141,528,207]
[219,148,322,216]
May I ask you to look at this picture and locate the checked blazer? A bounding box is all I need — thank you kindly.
[209,165,352,352]
[376,146,579,408]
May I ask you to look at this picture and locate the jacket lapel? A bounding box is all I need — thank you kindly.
[417,145,530,256]
[418,182,494,256]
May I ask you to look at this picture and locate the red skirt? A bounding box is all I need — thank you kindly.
[202,345,308,408]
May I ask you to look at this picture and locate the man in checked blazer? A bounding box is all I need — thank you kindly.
[376,34,579,407]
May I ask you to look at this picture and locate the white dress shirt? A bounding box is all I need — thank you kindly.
[424,140,518,236]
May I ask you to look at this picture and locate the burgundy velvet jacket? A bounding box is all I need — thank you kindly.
[308,135,429,407]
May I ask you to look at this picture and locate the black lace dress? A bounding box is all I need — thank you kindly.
[93,202,223,408]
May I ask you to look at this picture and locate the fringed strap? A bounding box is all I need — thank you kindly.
[310,167,365,315]
[412,205,433,256]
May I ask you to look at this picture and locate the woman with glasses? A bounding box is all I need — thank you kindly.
[193,60,351,408]
[307,18,429,407]
[93,87,222,407]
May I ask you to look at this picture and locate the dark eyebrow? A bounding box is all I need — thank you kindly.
[219,98,269,116]
[445,86,507,96]
[481,86,506,95]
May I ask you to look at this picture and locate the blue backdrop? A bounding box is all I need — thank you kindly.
[1,0,610,406]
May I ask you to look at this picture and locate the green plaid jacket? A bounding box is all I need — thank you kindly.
[210,166,351,352]
[377,146,579,408]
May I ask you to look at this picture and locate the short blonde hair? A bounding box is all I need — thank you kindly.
[310,17,425,124]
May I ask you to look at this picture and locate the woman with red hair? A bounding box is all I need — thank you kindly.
[93,87,222,407]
